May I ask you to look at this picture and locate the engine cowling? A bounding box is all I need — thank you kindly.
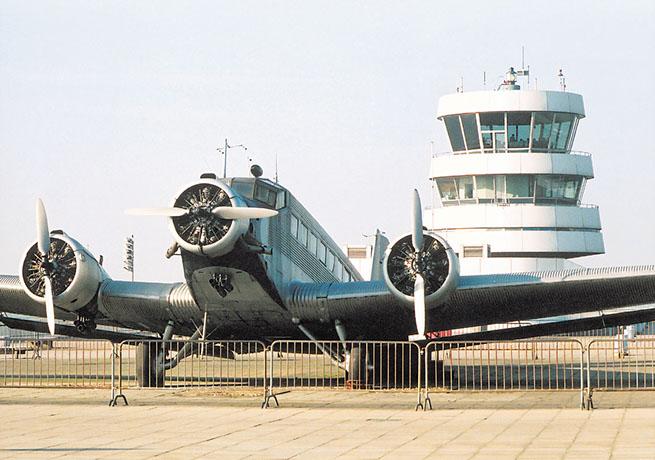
[167,179,249,258]
[19,231,106,312]
[383,232,459,307]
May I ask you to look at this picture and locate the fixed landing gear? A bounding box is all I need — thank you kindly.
[134,323,203,388]
[136,342,165,388]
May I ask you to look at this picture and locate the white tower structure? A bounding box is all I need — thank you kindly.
[427,67,604,275]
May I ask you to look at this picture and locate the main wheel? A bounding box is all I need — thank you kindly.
[136,343,165,387]
[346,345,372,389]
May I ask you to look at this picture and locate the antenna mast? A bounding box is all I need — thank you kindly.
[274,154,279,183]
[558,69,567,91]
[217,138,248,178]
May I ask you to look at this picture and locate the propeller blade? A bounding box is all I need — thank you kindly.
[125,207,188,217]
[212,207,278,220]
[411,189,424,252]
[36,198,50,255]
[414,274,426,338]
[43,276,56,336]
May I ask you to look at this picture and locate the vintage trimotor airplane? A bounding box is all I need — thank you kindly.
[2,167,655,385]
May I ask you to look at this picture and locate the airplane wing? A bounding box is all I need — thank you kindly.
[286,265,655,338]
[3,265,655,342]
[0,274,195,340]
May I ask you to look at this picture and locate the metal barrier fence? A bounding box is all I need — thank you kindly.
[112,339,267,405]
[423,340,586,410]
[263,340,422,408]
[2,337,655,410]
[0,338,115,389]
[586,338,655,392]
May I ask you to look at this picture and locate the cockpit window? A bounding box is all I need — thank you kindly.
[230,178,286,209]
[230,179,255,200]
[254,182,277,207]
[254,180,287,209]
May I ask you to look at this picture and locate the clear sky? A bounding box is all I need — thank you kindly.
[1,0,654,282]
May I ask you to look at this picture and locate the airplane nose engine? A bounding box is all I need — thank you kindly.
[383,232,459,307]
[168,180,248,258]
[19,232,105,312]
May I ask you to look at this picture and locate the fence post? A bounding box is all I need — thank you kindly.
[585,339,595,410]
[578,340,585,410]
[262,342,279,408]
[415,344,423,411]
[109,341,128,406]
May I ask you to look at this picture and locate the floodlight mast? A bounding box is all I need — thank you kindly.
[217,138,248,178]
[123,235,134,282]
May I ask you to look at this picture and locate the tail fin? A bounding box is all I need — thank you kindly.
[370,229,389,281]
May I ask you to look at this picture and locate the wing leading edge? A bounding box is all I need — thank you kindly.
[286,265,655,337]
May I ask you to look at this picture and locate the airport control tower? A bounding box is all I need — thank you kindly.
[427,67,604,275]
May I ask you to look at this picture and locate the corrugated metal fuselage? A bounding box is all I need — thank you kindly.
[175,188,376,340]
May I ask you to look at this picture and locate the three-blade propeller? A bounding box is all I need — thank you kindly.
[35,199,56,336]
[411,189,426,339]
[126,206,278,220]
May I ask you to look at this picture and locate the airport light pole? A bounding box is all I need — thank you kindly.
[123,235,134,282]
[217,138,248,178]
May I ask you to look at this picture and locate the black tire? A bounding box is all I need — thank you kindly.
[347,345,371,389]
[136,343,165,387]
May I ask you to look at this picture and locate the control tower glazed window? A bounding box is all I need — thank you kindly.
[436,174,584,205]
[507,112,531,151]
[443,111,580,154]
[461,114,481,151]
[480,112,505,153]
[444,115,466,152]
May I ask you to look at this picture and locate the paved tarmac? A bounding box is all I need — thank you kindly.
[0,388,654,459]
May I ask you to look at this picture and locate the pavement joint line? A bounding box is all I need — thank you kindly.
[511,407,563,457]
[605,407,628,454]
[150,409,315,457]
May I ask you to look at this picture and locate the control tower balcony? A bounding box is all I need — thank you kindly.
[431,151,593,182]
[426,204,604,258]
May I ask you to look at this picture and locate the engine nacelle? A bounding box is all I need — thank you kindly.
[383,232,459,307]
[19,231,107,312]
[167,179,249,258]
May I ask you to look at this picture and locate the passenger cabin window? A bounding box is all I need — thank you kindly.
[275,190,286,209]
[298,223,308,246]
[326,251,334,270]
[334,261,343,279]
[308,232,317,253]
[288,213,350,281]
[317,241,326,263]
[290,214,298,238]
